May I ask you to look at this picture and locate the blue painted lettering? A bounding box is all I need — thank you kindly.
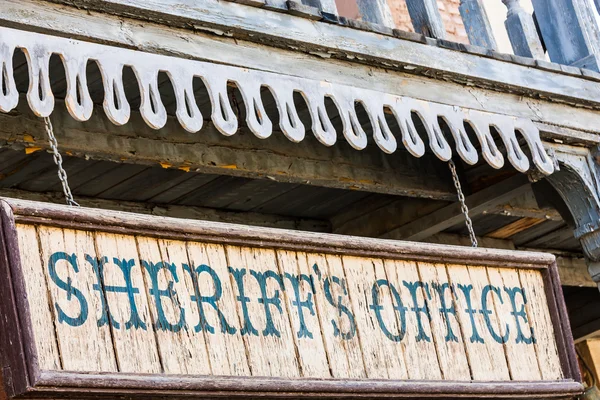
[142,260,186,333]
[48,252,88,327]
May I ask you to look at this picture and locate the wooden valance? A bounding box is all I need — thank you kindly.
[0,27,555,175]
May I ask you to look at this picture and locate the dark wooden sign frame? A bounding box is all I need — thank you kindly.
[0,198,583,399]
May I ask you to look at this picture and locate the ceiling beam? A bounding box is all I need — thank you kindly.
[0,98,456,201]
[430,233,594,287]
[380,174,533,241]
[0,188,331,233]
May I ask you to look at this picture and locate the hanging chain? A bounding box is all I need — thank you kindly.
[43,117,80,207]
[448,160,477,247]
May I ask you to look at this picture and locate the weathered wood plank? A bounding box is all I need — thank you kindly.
[137,237,212,375]
[486,217,545,239]
[459,0,497,49]
[0,100,456,201]
[276,250,331,378]
[381,175,532,241]
[94,232,162,373]
[355,0,395,28]
[486,267,541,380]
[446,265,510,380]
[302,0,337,14]
[6,197,558,269]
[305,253,366,379]
[37,227,117,372]
[341,256,408,379]
[384,259,442,380]
[519,269,563,379]
[15,224,61,371]
[405,0,446,38]
[225,246,300,378]
[532,0,600,70]
[417,262,470,380]
[186,243,251,376]
[0,188,331,233]
[502,0,545,59]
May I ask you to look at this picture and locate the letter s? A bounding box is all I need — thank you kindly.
[48,252,89,327]
[324,275,356,340]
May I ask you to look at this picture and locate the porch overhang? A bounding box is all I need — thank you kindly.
[0,26,555,175]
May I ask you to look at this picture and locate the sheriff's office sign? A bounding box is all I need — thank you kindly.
[0,199,582,399]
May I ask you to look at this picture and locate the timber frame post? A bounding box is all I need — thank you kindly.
[544,144,600,291]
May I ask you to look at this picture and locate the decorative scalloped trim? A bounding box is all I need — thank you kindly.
[0,27,554,175]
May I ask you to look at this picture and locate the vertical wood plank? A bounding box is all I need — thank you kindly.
[37,227,117,372]
[503,0,545,59]
[371,258,409,379]
[531,0,600,70]
[94,232,161,373]
[519,269,563,380]
[417,262,471,380]
[302,0,337,14]
[446,264,510,381]
[276,250,330,378]
[225,246,300,378]
[405,0,446,38]
[356,0,395,28]
[15,224,60,371]
[305,253,366,379]
[137,237,211,375]
[486,268,541,381]
[342,256,408,379]
[486,267,541,381]
[186,243,250,376]
[384,259,442,380]
[459,0,497,49]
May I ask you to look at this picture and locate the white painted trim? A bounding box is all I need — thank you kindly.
[0,26,554,174]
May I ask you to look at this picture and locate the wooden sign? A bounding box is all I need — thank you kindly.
[0,199,582,398]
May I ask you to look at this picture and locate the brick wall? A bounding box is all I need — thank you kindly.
[336,0,469,44]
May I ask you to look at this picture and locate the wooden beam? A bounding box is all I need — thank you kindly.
[556,255,597,288]
[0,98,456,201]
[6,0,600,136]
[331,190,561,238]
[331,197,447,237]
[575,339,600,385]
[380,175,532,241]
[0,188,331,232]
[11,0,600,111]
[566,287,600,341]
[431,233,595,287]
[301,0,337,14]
[405,0,446,38]
[502,0,545,59]
[532,0,600,71]
[486,191,562,220]
[488,204,561,220]
[355,0,395,27]
[486,217,545,239]
[459,0,497,49]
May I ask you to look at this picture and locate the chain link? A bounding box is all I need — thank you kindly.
[448,160,477,247]
[43,117,80,207]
